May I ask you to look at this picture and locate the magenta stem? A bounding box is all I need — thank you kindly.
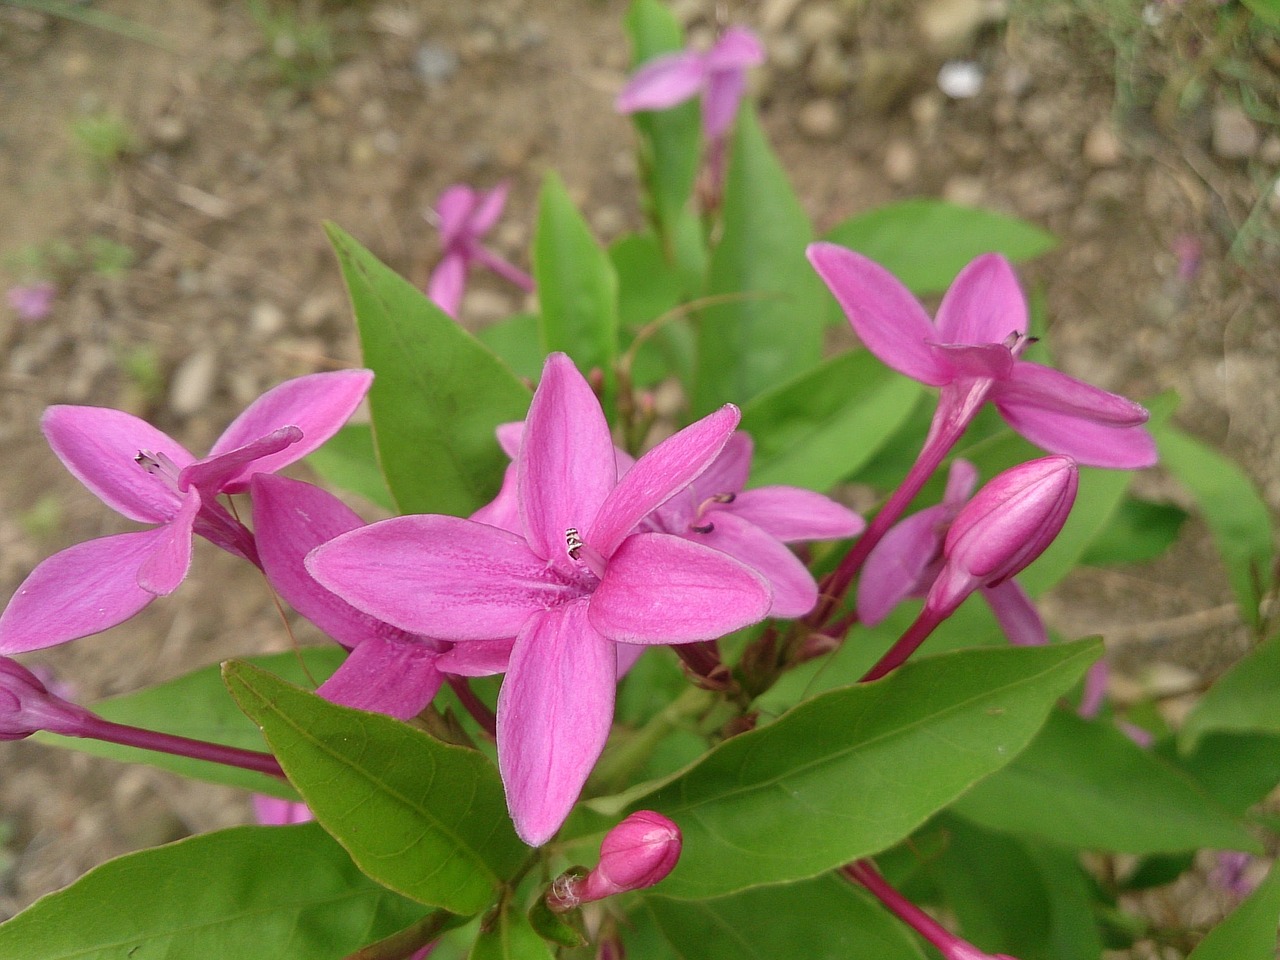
[447,676,497,739]
[471,246,535,292]
[860,606,946,683]
[78,715,285,778]
[843,860,957,955]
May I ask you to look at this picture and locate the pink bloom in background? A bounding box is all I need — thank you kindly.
[426,182,533,318]
[309,353,771,845]
[808,245,1156,469]
[253,794,314,826]
[7,282,56,323]
[0,370,372,654]
[616,26,764,142]
[858,459,1047,647]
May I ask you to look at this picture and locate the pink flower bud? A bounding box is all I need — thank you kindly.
[926,456,1077,617]
[577,812,682,904]
[0,657,91,741]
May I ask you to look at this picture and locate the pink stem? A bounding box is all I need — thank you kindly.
[842,860,957,955]
[471,246,535,292]
[860,606,946,683]
[77,715,285,778]
[447,676,497,738]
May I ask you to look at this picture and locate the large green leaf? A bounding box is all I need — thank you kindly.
[1080,495,1188,567]
[1187,862,1280,960]
[635,640,1099,899]
[223,660,526,914]
[623,0,701,239]
[1181,637,1280,749]
[1157,424,1275,629]
[326,223,531,516]
[306,422,395,512]
[693,109,826,414]
[476,312,545,383]
[468,900,553,960]
[35,648,343,798]
[823,199,1056,297]
[951,709,1258,853]
[1158,732,1280,816]
[0,824,426,959]
[739,350,923,490]
[641,874,926,960]
[533,172,619,381]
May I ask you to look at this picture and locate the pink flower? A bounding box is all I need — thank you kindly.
[308,353,771,845]
[616,26,765,142]
[0,656,94,741]
[426,182,533,318]
[253,794,314,826]
[0,371,372,653]
[7,282,56,323]
[807,245,1156,469]
[547,811,682,911]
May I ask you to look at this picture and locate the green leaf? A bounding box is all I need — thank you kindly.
[35,648,343,798]
[1157,424,1275,628]
[1080,496,1188,566]
[636,640,1099,899]
[533,172,619,380]
[0,824,426,959]
[951,709,1258,853]
[1181,637,1280,749]
[1241,0,1280,27]
[306,422,395,512]
[611,232,685,330]
[326,223,531,516]
[739,350,923,490]
[223,660,526,914]
[693,109,826,414]
[623,0,701,237]
[1187,862,1280,960]
[642,873,926,960]
[823,199,1056,297]
[470,899,554,960]
[1160,732,1280,815]
[476,312,546,383]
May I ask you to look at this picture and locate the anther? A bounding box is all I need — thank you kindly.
[690,521,715,534]
[711,492,736,504]
[565,527,584,560]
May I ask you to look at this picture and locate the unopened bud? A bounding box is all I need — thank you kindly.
[0,657,91,741]
[548,812,682,912]
[926,456,1077,617]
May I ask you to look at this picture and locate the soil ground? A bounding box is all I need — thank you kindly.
[1,0,1278,952]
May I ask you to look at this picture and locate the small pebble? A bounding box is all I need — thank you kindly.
[169,348,218,417]
[416,41,459,86]
[795,3,845,47]
[808,41,854,94]
[250,301,285,336]
[883,140,918,184]
[1083,120,1122,167]
[797,98,843,140]
[942,175,985,206]
[937,60,983,99]
[1211,104,1259,159]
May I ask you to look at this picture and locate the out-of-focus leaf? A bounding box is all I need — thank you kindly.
[642,874,926,960]
[1159,731,1280,816]
[611,232,685,330]
[326,223,530,517]
[634,640,1099,899]
[533,173,619,383]
[1241,0,1280,27]
[1080,496,1188,566]
[1181,637,1280,749]
[694,109,825,414]
[35,648,342,798]
[469,900,554,960]
[306,423,395,512]
[0,824,427,960]
[952,709,1258,853]
[476,312,545,384]
[1157,423,1275,629]
[1186,862,1280,960]
[223,660,526,914]
[824,199,1056,298]
[740,350,923,491]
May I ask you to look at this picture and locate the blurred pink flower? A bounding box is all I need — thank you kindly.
[426,182,532,318]
[7,282,55,323]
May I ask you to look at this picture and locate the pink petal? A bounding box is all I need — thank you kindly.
[995,397,1157,469]
[615,50,706,114]
[318,635,443,721]
[589,533,771,644]
[980,579,1048,647]
[997,361,1151,426]
[208,370,374,491]
[856,505,948,626]
[469,462,523,534]
[308,515,571,640]
[806,245,948,386]
[252,474,424,649]
[928,342,1014,381]
[616,642,646,677]
[701,66,746,141]
[933,254,1028,345]
[433,184,479,247]
[469,182,510,236]
[690,432,752,501]
[1078,659,1109,719]
[694,513,818,618]
[519,354,617,568]
[0,531,170,652]
[943,458,980,508]
[705,26,766,71]
[427,252,467,319]
[254,795,314,826]
[589,404,740,558]
[730,487,865,542]
[179,426,302,495]
[498,602,615,846]
[42,406,192,524]
[436,639,514,677]
[136,489,199,595]
[495,422,524,459]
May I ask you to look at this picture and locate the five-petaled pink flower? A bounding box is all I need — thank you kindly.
[0,370,372,653]
[807,245,1157,469]
[616,26,765,143]
[308,353,772,846]
[426,182,533,318]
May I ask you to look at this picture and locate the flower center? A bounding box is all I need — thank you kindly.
[565,527,607,580]
[688,491,735,534]
[134,450,182,494]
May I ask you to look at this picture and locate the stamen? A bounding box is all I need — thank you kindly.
[690,521,715,534]
[134,450,181,492]
[565,527,584,560]
[1002,331,1039,359]
[711,492,736,504]
[565,527,607,579]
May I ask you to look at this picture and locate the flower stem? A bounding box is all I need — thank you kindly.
[446,676,497,738]
[76,714,284,778]
[842,860,958,956]
[860,607,946,683]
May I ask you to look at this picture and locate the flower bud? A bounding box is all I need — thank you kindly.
[926,456,1077,617]
[0,657,91,741]
[548,812,682,911]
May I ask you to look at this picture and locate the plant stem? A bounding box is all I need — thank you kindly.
[76,714,285,778]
